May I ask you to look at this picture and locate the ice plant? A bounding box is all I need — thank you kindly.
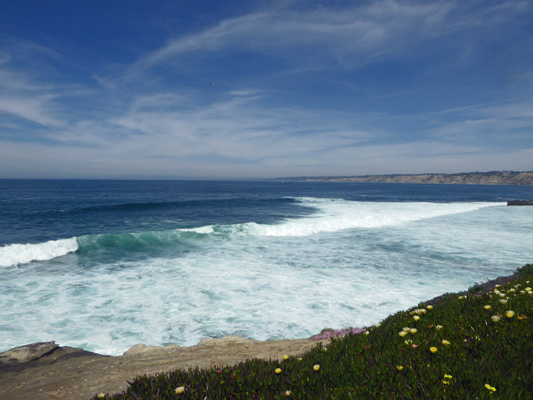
[175,386,185,394]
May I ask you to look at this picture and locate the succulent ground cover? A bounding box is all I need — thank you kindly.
[94,264,533,399]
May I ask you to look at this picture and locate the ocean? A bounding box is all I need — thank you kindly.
[1,179,532,356]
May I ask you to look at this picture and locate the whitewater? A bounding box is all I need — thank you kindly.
[1,180,532,356]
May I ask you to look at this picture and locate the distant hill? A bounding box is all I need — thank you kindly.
[274,171,533,185]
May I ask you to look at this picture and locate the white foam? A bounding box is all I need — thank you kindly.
[250,199,504,237]
[178,226,215,234]
[0,238,79,267]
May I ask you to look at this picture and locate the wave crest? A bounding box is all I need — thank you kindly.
[0,238,79,267]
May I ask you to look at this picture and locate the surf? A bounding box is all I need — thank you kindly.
[0,198,503,267]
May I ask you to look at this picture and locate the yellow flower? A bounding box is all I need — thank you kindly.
[413,316,420,321]
[175,386,185,394]
[399,331,407,337]
[485,384,497,392]
[484,305,491,310]
[525,286,531,291]
[506,310,515,318]
[313,364,320,371]
[430,347,438,353]
[285,390,292,396]
[97,395,105,399]
[396,365,403,370]
[442,340,451,345]
[518,315,527,320]
[491,315,501,322]
[283,355,289,360]
[365,331,370,335]
[403,327,411,331]
[499,299,507,304]
[495,284,500,288]
[275,368,282,374]
[436,325,443,330]
[444,374,452,379]
[410,328,417,334]
[427,305,433,310]
[442,380,450,385]
[458,296,463,299]
[404,339,413,345]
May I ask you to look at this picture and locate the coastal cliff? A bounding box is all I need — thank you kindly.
[275,171,533,185]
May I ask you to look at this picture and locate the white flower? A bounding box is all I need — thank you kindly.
[175,386,185,394]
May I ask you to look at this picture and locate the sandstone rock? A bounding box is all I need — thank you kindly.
[0,341,58,368]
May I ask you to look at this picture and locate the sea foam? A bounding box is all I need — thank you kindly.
[0,238,79,267]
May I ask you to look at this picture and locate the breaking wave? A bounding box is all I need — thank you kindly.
[0,198,503,267]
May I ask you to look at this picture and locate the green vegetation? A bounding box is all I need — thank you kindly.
[95,265,533,399]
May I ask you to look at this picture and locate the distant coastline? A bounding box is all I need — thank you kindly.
[271,171,533,186]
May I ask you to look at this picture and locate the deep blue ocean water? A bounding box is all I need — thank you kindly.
[1,179,532,355]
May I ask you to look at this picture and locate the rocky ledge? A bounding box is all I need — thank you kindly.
[507,200,533,206]
[0,336,326,400]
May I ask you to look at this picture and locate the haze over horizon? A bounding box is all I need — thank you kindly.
[1,1,532,179]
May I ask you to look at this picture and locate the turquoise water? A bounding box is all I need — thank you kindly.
[1,180,532,355]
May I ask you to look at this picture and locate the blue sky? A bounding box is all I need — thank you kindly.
[0,0,532,179]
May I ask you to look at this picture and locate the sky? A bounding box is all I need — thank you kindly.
[0,0,532,179]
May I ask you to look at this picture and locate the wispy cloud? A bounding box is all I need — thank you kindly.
[0,1,531,178]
